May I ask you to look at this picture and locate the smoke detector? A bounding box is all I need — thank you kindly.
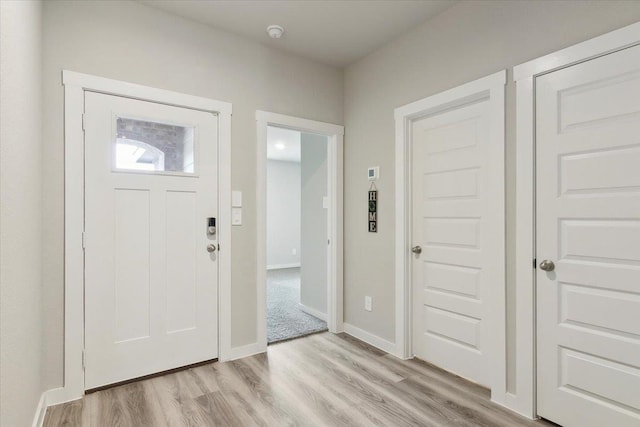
[266,25,285,39]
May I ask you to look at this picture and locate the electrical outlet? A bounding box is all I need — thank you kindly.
[365,296,372,311]
[292,248,297,256]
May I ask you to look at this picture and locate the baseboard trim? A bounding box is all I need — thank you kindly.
[226,341,267,361]
[343,323,397,355]
[298,303,327,321]
[32,391,48,427]
[266,263,300,270]
[32,385,79,426]
[45,386,77,406]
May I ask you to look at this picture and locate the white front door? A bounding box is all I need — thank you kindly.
[84,92,219,389]
[411,99,502,387]
[536,45,640,426]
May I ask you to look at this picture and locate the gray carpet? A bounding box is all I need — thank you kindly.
[267,268,327,344]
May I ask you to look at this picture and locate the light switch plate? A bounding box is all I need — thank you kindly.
[365,296,372,311]
[232,191,242,208]
[231,207,242,225]
[322,196,329,209]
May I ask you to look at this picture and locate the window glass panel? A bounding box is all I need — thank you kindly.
[115,117,195,173]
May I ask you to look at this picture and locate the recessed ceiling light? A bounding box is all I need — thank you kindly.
[266,25,285,39]
[275,142,285,150]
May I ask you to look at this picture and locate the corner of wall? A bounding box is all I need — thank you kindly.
[0,0,46,426]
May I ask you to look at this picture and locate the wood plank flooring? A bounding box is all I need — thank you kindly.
[44,332,554,426]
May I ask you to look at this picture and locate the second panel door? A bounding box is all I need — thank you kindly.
[411,99,501,387]
[535,44,640,427]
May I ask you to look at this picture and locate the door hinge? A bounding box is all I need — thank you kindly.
[328,239,330,245]
[82,114,86,131]
[82,350,86,370]
[82,232,86,249]
[533,258,537,269]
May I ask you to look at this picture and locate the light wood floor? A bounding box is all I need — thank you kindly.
[44,332,554,426]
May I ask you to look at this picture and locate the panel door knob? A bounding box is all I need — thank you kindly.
[207,244,217,253]
[411,246,422,254]
[539,259,555,272]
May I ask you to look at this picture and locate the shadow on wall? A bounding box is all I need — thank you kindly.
[300,133,328,316]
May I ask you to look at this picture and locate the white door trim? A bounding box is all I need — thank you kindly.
[394,69,506,398]
[256,111,344,350]
[59,70,232,404]
[512,22,640,419]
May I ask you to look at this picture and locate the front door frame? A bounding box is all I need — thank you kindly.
[394,70,506,402]
[513,22,640,419]
[256,111,344,349]
[59,70,232,404]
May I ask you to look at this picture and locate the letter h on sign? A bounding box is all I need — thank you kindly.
[368,190,377,232]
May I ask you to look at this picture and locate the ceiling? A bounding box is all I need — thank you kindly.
[267,126,301,162]
[139,1,457,67]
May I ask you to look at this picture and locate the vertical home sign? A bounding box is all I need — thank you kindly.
[368,188,377,232]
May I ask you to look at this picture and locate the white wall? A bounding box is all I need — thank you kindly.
[300,133,328,314]
[41,0,343,389]
[343,0,640,394]
[0,1,45,425]
[267,160,301,269]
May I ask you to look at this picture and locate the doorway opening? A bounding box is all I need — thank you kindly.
[256,110,344,350]
[266,126,329,344]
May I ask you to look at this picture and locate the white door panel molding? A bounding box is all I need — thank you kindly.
[60,70,231,404]
[84,92,219,389]
[395,70,506,403]
[514,21,640,421]
[535,45,640,427]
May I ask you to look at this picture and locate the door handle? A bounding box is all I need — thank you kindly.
[207,244,217,253]
[411,246,422,254]
[539,259,555,272]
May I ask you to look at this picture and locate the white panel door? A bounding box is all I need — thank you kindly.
[84,92,219,389]
[411,100,501,387]
[536,45,640,427]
